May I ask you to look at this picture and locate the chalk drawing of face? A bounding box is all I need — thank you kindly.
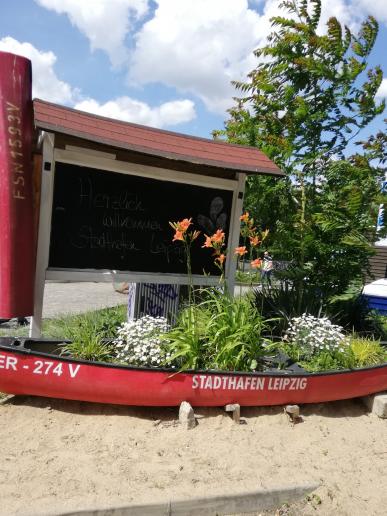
[197,197,227,235]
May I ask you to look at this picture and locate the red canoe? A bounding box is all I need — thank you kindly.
[1,337,387,407]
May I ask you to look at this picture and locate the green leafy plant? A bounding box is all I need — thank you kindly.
[61,335,114,362]
[298,350,355,373]
[253,279,324,335]
[349,337,387,367]
[215,0,385,295]
[327,282,387,339]
[45,305,127,341]
[162,305,209,370]
[50,306,127,362]
[236,269,261,285]
[163,289,268,371]
[202,290,267,371]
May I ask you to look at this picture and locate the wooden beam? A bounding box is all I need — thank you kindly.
[30,132,55,337]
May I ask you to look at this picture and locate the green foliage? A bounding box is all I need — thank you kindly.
[236,269,261,284]
[280,340,354,371]
[281,330,387,372]
[300,350,355,372]
[48,306,127,362]
[226,1,384,168]
[361,119,387,166]
[45,305,127,341]
[295,337,387,372]
[349,337,387,367]
[304,158,384,297]
[202,290,267,371]
[216,0,385,293]
[327,281,387,338]
[61,335,114,362]
[253,280,324,335]
[163,289,268,371]
[163,305,208,370]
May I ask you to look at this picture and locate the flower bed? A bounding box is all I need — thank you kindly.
[58,215,387,373]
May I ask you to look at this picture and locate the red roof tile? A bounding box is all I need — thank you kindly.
[33,99,283,176]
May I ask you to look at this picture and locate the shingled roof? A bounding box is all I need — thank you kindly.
[33,99,283,176]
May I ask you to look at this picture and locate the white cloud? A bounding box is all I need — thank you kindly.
[0,36,195,129]
[355,0,387,24]
[0,36,76,104]
[377,78,387,98]
[35,0,149,67]
[318,0,358,30]
[73,97,196,128]
[128,0,366,114]
[130,0,266,113]
[6,0,385,125]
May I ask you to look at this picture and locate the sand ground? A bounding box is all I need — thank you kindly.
[0,395,386,516]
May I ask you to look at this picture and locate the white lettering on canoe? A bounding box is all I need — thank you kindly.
[0,355,18,371]
[191,375,307,391]
[0,355,82,379]
[69,364,80,378]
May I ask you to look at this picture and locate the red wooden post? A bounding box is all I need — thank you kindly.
[0,51,35,317]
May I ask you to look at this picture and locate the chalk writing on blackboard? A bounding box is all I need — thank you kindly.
[49,162,233,274]
[78,177,145,212]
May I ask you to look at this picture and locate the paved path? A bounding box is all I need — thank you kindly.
[42,282,127,318]
[1,282,258,326]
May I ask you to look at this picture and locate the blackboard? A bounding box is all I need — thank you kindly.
[49,162,233,275]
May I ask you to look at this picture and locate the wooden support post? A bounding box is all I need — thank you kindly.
[225,173,246,297]
[29,132,55,338]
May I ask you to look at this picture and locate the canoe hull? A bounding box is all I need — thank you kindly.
[1,342,387,407]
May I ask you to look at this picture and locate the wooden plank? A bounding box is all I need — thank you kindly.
[225,172,246,295]
[54,149,237,191]
[30,132,55,338]
[58,484,319,516]
[45,269,221,286]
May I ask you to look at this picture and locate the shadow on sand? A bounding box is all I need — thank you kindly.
[2,394,369,422]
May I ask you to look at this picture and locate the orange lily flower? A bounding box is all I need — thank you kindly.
[234,246,247,256]
[216,253,226,265]
[250,235,260,247]
[240,212,249,223]
[212,229,225,244]
[202,235,213,248]
[173,230,184,242]
[251,258,262,269]
[179,218,192,232]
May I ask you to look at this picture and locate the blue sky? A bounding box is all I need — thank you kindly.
[1,0,387,141]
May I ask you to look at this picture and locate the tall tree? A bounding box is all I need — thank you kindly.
[215,0,385,296]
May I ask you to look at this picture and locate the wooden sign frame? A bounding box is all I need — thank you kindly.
[30,132,245,337]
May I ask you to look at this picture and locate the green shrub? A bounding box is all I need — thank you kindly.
[163,289,268,371]
[44,305,127,341]
[253,281,324,335]
[299,350,355,372]
[349,337,387,367]
[327,282,387,339]
[162,305,208,370]
[48,306,127,362]
[236,270,261,285]
[61,335,114,362]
